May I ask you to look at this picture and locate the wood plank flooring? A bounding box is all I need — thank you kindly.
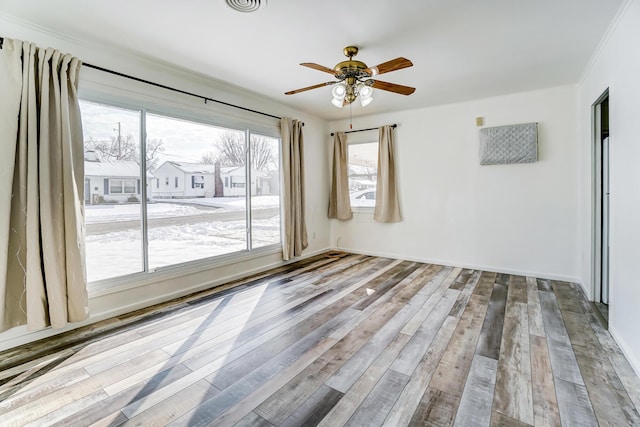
[1,252,639,426]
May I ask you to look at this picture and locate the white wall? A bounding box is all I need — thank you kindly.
[330,85,580,282]
[578,0,640,374]
[0,14,331,350]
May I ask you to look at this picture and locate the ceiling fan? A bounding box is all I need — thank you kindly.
[285,46,415,108]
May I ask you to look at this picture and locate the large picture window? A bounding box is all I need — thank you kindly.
[348,142,378,208]
[80,100,282,284]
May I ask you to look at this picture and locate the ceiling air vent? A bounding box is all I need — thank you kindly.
[225,0,266,13]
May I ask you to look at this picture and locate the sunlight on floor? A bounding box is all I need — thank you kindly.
[112,283,270,418]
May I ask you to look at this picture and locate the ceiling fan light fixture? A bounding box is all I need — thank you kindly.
[356,83,373,107]
[331,83,347,108]
[359,84,373,99]
[332,83,347,100]
[360,95,373,107]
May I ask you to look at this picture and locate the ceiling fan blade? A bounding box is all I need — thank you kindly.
[300,62,337,75]
[285,81,335,95]
[371,80,416,95]
[365,57,413,76]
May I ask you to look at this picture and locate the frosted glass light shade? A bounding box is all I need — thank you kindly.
[332,84,347,99]
[360,85,373,98]
[360,96,373,107]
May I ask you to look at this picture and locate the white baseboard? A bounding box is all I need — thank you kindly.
[609,326,640,379]
[334,246,581,284]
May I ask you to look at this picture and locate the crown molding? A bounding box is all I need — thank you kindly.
[579,0,635,84]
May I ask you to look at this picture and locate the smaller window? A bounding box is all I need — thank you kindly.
[225,177,229,187]
[193,175,205,189]
[124,180,136,194]
[110,180,123,194]
[110,179,136,194]
[175,177,179,188]
[348,142,378,208]
[156,179,159,189]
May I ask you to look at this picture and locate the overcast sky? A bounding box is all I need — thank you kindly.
[80,100,231,164]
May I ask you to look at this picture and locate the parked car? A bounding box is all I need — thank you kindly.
[350,188,376,208]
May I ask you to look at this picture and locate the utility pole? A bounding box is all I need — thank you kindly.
[115,122,122,159]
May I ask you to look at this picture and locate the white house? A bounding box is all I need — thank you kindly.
[84,158,142,204]
[221,165,271,197]
[151,161,216,199]
[151,160,272,198]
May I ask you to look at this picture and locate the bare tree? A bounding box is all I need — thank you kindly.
[85,134,165,171]
[145,138,165,171]
[250,135,278,172]
[85,134,136,161]
[215,131,245,167]
[201,151,217,165]
[215,131,276,172]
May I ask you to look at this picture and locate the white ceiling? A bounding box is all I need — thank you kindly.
[0,0,625,120]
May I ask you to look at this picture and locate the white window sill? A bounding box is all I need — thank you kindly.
[88,244,282,298]
[352,207,374,214]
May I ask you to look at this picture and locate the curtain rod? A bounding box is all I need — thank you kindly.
[83,63,285,121]
[330,123,396,136]
[0,36,299,124]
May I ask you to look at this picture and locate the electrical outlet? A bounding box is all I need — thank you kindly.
[476,116,484,127]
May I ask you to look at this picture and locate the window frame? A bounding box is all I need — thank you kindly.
[108,179,137,195]
[79,90,283,294]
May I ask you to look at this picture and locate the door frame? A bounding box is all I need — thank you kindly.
[591,88,609,304]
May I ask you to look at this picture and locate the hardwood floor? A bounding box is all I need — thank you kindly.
[1,252,639,426]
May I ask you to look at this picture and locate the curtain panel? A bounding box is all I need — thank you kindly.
[0,38,88,332]
[374,125,402,223]
[280,118,308,260]
[328,132,353,220]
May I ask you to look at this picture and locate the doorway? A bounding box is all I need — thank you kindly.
[592,89,609,325]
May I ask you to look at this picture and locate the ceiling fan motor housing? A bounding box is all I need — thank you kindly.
[334,60,368,75]
[335,46,371,80]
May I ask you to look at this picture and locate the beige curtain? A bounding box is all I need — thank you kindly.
[374,125,402,223]
[280,118,308,261]
[0,38,88,332]
[328,132,353,220]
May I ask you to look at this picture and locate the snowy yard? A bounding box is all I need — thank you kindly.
[85,196,281,282]
[85,196,280,223]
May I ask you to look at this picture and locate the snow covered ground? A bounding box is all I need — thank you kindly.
[155,196,279,210]
[85,196,280,282]
[85,196,280,223]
